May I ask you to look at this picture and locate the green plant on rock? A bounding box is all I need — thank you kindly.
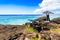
[30,37,39,40]
[25,25,37,33]
[25,25,47,40]
[30,37,45,40]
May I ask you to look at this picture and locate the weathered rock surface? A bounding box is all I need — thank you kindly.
[0,25,25,40]
[40,31,60,40]
[35,16,47,22]
[51,17,60,24]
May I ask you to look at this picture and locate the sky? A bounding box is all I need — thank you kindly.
[0,0,42,14]
[34,0,60,14]
[0,0,60,14]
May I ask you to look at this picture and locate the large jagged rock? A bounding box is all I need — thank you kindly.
[26,17,60,32]
[0,25,37,40]
[51,18,60,24]
[0,25,25,40]
[40,31,60,40]
[35,16,47,22]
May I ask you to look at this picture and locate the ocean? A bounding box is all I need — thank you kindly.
[0,14,60,25]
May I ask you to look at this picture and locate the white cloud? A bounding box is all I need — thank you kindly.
[34,0,60,14]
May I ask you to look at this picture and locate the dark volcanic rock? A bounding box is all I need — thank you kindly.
[51,18,60,24]
[0,25,25,40]
[35,16,47,22]
[40,31,60,40]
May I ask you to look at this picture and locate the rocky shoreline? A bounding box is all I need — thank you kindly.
[0,16,60,40]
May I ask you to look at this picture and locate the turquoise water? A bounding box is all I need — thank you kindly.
[0,14,60,25]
